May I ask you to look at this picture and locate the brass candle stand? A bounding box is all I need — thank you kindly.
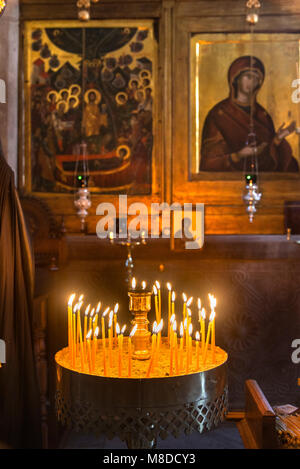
[128,289,152,360]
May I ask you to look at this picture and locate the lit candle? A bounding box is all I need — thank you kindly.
[167,283,172,343]
[155,281,161,322]
[155,319,163,368]
[76,301,83,356]
[172,291,176,316]
[86,329,92,373]
[208,294,217,362]
[195,331,200,370]
[203,317,212,365]
[153,284,159,323]
[95,301,101,328]
[131,277,136,290]
[113,303,119,346]
[179,322,184,372]
[186,323,193,374]
[72,303,78,366]
[101,306,109,347]
[108,311,113,368]
[120,324,126,378]
[89,308,95,333]
[173,320,179,375]
[92,326,99,372]
[182,293,187,323]
[142,281,147,290]
[128,324,137,377]
[146,323,157,378]
[68,294,76,362]
[84,304,90,359]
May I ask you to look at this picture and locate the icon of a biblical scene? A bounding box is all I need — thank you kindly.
[25,21,156,194]
[191,34,300,174]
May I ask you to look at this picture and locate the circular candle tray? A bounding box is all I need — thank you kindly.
[55,356,228,448]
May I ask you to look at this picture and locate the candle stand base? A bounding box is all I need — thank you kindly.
[55,352,228,449]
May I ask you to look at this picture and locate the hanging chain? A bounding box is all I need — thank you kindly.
[246,0,261,8]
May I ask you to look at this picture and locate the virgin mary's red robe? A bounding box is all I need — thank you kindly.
[0,142,41,448]
[200,55,299,172]
[200,98,298,172]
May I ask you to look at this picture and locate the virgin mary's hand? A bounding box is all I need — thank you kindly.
[232,142,267,163]
[275,121,296,142]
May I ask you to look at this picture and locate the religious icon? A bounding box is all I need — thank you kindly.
[191,33,300,175]
[200,56,298,172]
[24,20,156,195]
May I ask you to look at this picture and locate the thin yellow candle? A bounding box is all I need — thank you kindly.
[195,331,200,370]
[153,284,159,323]
[86,329,92,373]
[108,311,113,368]
[101,307,109,346]
[182,293,187,323]
[208,294,217,363]
[76,301,83,356]
[128,324,138,377]
[179,322,184,372]
[89,308,95,333]
[84,304,90,358]
[113,303,119,347]
[167,283,172,343]
[203,320,212,364]
[120,325,126,377]
[155,281,161,322]
[155,319,163,369]
[186,323,193,374]
[78,308,85,370]
[72,304,78,366]
[186,307,192,351]
[146,323,157,378]
[67,293,76,362]
[94,301,101,329]
[92,326,99,372]
[173,320,179,375]
[169,322,174,376]
[171,291,176,316]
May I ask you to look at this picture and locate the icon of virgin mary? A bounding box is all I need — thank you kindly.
[199,55,299,172]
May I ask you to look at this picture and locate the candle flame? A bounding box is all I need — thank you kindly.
[86,329,92,340]
[208,293,217,311]
[142,281,146,290]
[184,317,187,328]
[201,307,206,320]
[187,296,193,307]
[155,280,160,290]
[96,302,101,313]
[173,320,177,332]
[121,325,126,335]
[108,315,113,328]
[195,331,200,341]
[187,307,192,317]
[102,306,109,317]
[114,303,119,314]
[85,304,91,316]
[182,292,187,302]
[180,322,184,337]
[109,231,114,240]
[170,313,175,324]
[78,294,84,302]
[130,324,138,337]
[90,307,95,318]
[68,293,76,306]
[209,310,216,322]
[172,291,176,302]
[167,282,172,291]
[131,277,136,290]
[189,323,193,336]
[94,326,99,338]
[197,298,201,310]
[116,323,120,335]
[152,321,157,333]
[93,314,97,323]
[153,284,158,295]
[157,320,163,333]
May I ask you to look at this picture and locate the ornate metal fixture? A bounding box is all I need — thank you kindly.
[242,0,262,222]
[128,286,152,360]
[109,231,147,284]
[77,0,100,21]
[73,143,91,232]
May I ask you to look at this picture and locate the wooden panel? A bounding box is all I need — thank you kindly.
[20,3,162,19]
